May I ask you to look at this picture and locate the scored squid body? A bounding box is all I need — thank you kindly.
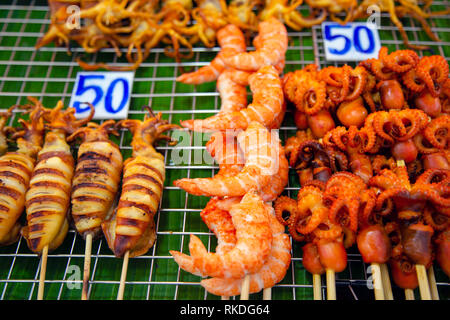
[102,110,179,258]
[69,120,123,239]
[22,101,94,253]
[0,102,44,246]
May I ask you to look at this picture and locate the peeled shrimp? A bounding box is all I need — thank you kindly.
[180,65,284,131]
[200,205,291,296]
[222,17,288,72]
[188,190,272,279]
[170,197,238,276]
[176,24,247,84]
[174,121,282,197]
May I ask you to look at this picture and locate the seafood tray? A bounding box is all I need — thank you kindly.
[0,0,449,300]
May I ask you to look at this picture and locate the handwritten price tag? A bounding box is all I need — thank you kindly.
[322,22,381,61]
[70,72,134,120]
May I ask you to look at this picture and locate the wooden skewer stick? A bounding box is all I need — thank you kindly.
[81,233,93,300]
[326,269,336,300]
[221,296,229,300]
[371,263,385,300]
[427,266,439,300]
[37,245,49,300]
[415,264,432,300]
[380,263,394,300]
[313,274,322,300]
[240,275,250,300]
[404,289,415,300]
[117,250,130,300]
[263,288,271,300]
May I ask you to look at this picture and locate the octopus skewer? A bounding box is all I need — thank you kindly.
[396,159,433,300]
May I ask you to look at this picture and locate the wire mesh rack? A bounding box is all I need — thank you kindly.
[0,0,449,301]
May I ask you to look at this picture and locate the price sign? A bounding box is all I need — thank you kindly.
[70,72,134,120]
[322,22,381,61]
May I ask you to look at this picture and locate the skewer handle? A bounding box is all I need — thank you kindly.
[415,264,432,300]
[263,288,271,300]
[313,274,322,300]
[380,263,394,300]
[404,289,415,300]
[37,245,49,300]
[427,266,439,300]
[371,263,385,300]
[240,275,250,300]
[117,250,130,300]
[82,233,93,300]
[326,269,336,300]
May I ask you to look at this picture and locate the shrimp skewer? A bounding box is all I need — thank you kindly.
[0,101,44,246]
[170,197,238,276]
[221,17,288,72]
[180,65,284,132]
[200,204,291,296]
[176,24,247,84]
[21,101,94,300]
[188,190,273,279]
[68,120,123,300]
[174,121,283,198]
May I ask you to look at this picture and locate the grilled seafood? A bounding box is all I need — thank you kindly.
[102,109,179,258]
[174,121,284,198]
[181,0,228,47]
[188,190,273,279]
[0,100,44,246]
[170,197,238,276]
[22,101,95,253]
[180,65,284,131]
[200,204,291,296]
[176,24,247,84]
[258,0,327,31]
[222,18,288,72]
[0,106,15,157]
[68,120,123,239]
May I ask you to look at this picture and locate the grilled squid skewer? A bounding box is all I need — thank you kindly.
[68,120,123,300]
[21,101,94,300]
[101,108,179,300]
[0,101,44,246]
[102,109,179,258]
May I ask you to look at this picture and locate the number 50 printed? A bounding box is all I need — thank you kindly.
[322,22,381,62]
[70,72,134,120]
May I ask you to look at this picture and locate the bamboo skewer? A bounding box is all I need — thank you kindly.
[313,274,322,300]
[371,263,385,300]
[405,289,415,300]
[415,264,432,300]
[380,263,394,300]
[117,250,130,300]
[81,233,93,300]
[427,266,439,300]
[326,269,336,300]
[263,288,271,300]
[240,275,250,300]
[37,245,49,300]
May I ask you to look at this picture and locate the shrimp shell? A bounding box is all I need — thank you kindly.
[200,205,291,296]
[188,191,273,279]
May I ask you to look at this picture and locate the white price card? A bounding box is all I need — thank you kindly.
[322,22,381,62]
[70,71,134,120]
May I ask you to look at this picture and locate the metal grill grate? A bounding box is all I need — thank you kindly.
[0,0,449,300]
